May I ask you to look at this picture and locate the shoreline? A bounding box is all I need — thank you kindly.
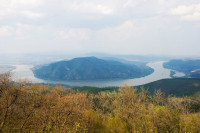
[9,61,185,87]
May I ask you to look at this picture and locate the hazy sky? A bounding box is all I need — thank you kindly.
[0,0,200,56]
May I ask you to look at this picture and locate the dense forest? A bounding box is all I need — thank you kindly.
[73,78,200,96]
[1,73,200,133]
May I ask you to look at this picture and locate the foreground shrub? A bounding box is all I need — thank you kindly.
[0,74,200,132]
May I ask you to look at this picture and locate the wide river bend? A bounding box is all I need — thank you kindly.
[11,61,185,87]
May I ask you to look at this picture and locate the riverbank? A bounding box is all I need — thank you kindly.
[10,61,185,87]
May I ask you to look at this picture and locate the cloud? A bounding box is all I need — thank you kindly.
[20,11,43,19]
[170,3,200,21]
[57,28,92,41]
[0,0,44,19]
[97,20,141,42]
[96,5,113,15]
[195,23,200,28]
[10,0,44,8]
[65,2,114,15]
[170,5,195,15]
[0,0,200,56]
[15,23,46,40]
[0,26,14,37]
[123,0,137,8]
[181,12,200,21]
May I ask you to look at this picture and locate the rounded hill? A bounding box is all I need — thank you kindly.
[33,57,153,81]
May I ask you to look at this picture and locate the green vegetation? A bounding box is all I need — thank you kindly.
[73,78,200,97]
[164,59,200,78]
[73,86,119,94]
[136,78,200,96]
[33,57,153,81]
[1,74,200,132]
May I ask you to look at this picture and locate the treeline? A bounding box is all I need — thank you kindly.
[0,74,200,133]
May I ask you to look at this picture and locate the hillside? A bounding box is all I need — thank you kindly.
[33,57,153,81]
[190,69,200,78]
[1,74,200,132]
[163,59,200,78]
[73,78,200,96]
[136,78,200,96]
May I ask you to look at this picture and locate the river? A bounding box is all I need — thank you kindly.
[10,61,185,87]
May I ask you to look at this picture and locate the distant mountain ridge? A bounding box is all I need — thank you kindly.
[33,57,153,81]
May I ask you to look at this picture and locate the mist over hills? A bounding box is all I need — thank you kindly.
[33,57,153,81]
[0,53,174,65]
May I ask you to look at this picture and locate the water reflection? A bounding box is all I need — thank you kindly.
[173,71,186,77]
[12,65,44,83]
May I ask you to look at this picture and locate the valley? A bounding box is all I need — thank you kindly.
[9,59,185,87]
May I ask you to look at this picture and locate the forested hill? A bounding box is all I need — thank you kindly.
[164,59,200,78]
[33,57,153,81]
[73,78,200,97]
[136,78,200,96]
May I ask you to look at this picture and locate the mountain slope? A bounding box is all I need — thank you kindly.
[163,59,200,78]
[73,78,200,96]
[33,57,153,81]
[136,78,200,96]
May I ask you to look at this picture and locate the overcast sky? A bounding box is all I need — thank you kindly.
[0,0,200,56]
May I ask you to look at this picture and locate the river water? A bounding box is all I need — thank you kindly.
[10,61,185,87]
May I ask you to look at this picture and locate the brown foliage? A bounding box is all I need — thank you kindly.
[0,74,200,132]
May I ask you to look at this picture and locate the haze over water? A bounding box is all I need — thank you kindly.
[11,61,185,87]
